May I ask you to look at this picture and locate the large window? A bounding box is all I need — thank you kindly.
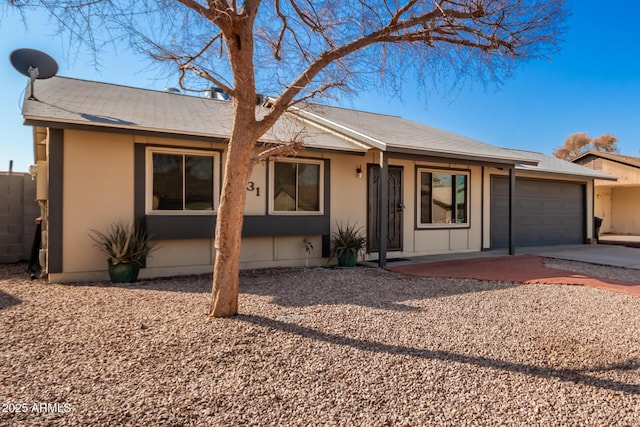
[418,169,469,227]
[270,159,323,214]
[147,148,219,213]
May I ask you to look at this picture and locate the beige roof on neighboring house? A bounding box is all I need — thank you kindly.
[572,150,640,169]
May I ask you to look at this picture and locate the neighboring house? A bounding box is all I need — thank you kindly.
[573,150,640,236]
[20,76,614,282]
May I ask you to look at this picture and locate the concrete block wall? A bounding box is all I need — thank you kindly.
[0,173,39,263]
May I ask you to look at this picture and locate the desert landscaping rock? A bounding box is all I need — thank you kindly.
[1,262,639,426]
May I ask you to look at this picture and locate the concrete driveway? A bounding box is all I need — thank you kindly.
[521,244,640,270]
[384,244,640,298]
[375,243,640,270]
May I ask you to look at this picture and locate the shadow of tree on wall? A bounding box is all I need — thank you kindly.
[240,314,640,395]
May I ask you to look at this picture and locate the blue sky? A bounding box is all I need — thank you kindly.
[2,0,639,172]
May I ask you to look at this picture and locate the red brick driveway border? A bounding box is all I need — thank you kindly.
[387,255,640,297]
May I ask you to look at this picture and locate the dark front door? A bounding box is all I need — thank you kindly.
[367,164,403,252]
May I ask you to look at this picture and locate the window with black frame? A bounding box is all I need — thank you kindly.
[418,169,468,226]
[271,159,322,214]
[149,150,217,212]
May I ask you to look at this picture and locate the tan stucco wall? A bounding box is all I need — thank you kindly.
[329,153,368,238]
[411,161,482,256]
[609,186,640,235]
[594,186,612,234]
[577,156,640,235]
[245,162,267,214]
[586,158,640,186]
[53,129,596,282]
[54,128,490,282]
[53,131,356,281]
[364,152,483,258]
[62,130,135,275]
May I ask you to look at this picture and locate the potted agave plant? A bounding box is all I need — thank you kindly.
[89,221,157,283]
[329,221,366,267]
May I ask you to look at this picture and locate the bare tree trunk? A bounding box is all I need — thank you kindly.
[207,3,261,318]
[209,101,256,317]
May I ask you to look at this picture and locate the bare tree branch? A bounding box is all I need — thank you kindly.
[252,140,302,163]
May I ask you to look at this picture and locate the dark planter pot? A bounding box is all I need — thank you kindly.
[108,261,140,283]
[338,251,357,267]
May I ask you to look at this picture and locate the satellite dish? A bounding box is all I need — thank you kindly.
[10,48,59,100]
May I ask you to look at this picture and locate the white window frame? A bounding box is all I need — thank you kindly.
[416,168,470,228]
[269,158,324,215]
[145,147,220,215]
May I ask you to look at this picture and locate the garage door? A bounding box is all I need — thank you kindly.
[491,176,585,248]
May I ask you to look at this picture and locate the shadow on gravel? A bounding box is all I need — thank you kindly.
[55,267,519,311]
[239,267,520,311]
[59,274,214,294]
[240,314,640,395]
[0,290,22,310]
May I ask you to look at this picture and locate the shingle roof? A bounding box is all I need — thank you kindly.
[21,76,529,163]
[505,149,616,180]
[291,103,536,165]
[19,76,614,181]
[22,76,367,153]
[24,76,234,137]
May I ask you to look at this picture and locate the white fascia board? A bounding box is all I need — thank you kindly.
[515,164,618,181]
[289,107,387,151]
[286,118,371,152]
[388,142,539,166]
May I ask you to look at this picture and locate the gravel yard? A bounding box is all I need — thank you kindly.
[1,261,639,426]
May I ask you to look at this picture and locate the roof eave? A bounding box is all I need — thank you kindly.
[23,116,233,140]
[24,116,370,155]
[516,165,618,181]
[288,108,387,151]
[386,145,538,166]
[291,110,540,166]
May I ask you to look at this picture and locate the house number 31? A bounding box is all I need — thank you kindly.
[246,181,260,196]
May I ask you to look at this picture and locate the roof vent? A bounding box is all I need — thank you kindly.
[206,87,230,101]
[165,87,181,94]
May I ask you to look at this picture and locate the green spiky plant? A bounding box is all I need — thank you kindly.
[329,221,366,267]
[89,221,157,266]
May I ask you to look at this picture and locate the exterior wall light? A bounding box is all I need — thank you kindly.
[29,164,38,180]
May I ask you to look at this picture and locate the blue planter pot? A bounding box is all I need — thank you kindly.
[338,251,357,267]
